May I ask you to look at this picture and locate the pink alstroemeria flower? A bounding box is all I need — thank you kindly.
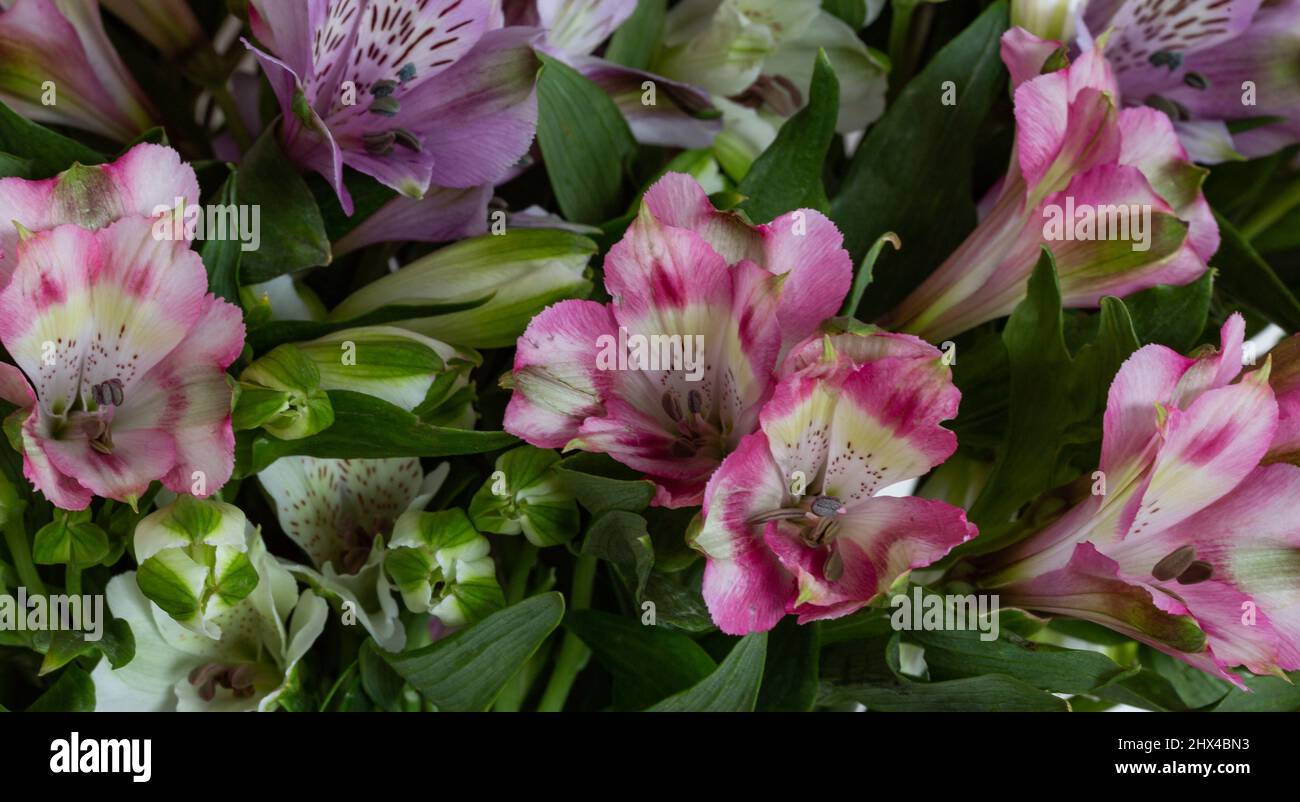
[694,327,977,634]
[503,172,852,507]
[0,0,156,142]
[1082,0,1300,162]
[982,315,1300,684]
[885,27,1218,342]
[0,143,196,291]
[0,149,240,510]
[244,0,541,215]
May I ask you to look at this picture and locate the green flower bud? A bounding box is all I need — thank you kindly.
[385,509,503,626]
[328,230,595,348]
[469,446,579,547]
[1011,0,1086,42]
[236,345,335,440]
[133,497,259,638]
[295,326,481,426]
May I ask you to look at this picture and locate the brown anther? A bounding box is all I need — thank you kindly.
[1176,560,1214,585]
[1151,544,1196,581]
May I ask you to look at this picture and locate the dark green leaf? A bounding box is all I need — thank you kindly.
[737,50,839,223]
[245,293,493,354]
[383,592,564,711]
[27,666,95,712]
[1122,269,1213,351]
[565,609,716,710]
[605,0,666,71]
[554,453,656,515]
[646,633,767,712]
[237,391,516,474]
[1212,210,1300,331]
[536,52,637,224]
[0,101,103,176]
[822,672,1071,711]
[236,126,331,282]
[582,510,654,599]
[359,638,407,712]
[199,170,242,304]
[756,618,820,711]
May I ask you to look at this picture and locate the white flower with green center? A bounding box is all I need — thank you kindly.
[92,525,327,712]
[386,508,503,627]
[258,456,448,652]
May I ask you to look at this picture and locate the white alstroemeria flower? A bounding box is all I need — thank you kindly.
[258,457,449,653]
[92,525,328,712]
[653,0,889,176]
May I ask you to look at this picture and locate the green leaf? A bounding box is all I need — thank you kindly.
[359,638,407,712]
[245,293,494,354]
[1212,210,1300,331]
[382,592,565,711]
[582,510,654,599]
[536,52,637,224]
[756,618,820,712]
[822,0,868,28]
[0,151,34,178]
[606,0,667,71]
[1212,671,1300,712]
[135,550,205,620]
[908,626,1135,695]
[237,391,516,475]
[1122,269,1213,352]
[199,169,242,304]
[236,126,331,282]
[0,101,103,177]
[32,514,109,567]
[565,609,717,710]
[37,618,135,676]
[553,453,656,515]
[737,50,839,223]
[27,666,95,712]
[964,250,1139,539]
[830,0,1009,319]
[646,632,767,712]
[823,672,1072,711]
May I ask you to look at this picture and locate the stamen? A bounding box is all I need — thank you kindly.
[1176,560,1213,585]
[747,507,810,525]
[661,391,683,422]
[369,96,401,116]
[398,63,417,84]
[687,389,703,415]
[1151,544,1196,581]
[391,128,422,152]
[824,547,844,582]
[91,378,124,408]
[363,131,396,155]
[810,496,844,518]
[371,79,398,97]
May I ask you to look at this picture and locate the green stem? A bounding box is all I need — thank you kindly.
[3,514,45,597]
[493,542,539,712]
[536,553,597,713]
[1240,175,1300,240]
[65,565,81,596]
[211,85,253,154]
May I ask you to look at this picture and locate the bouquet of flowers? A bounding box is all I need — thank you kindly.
[1,0,1298,714]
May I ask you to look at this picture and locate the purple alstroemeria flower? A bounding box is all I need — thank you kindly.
[693,326,977,635]
[1082,0,1300,162]
[243,0,542,215]
[982,315,1300,684]
[884,27,1219,341]
[503,173,852,507]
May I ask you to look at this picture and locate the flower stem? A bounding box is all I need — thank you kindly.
[1240,175,1300,241]
[65,565,81,596]
[493,542,539,712]
[536,553,597,713]
[3,513,45,597]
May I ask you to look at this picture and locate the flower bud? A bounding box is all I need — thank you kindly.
[468,446,579,547]
[133,496,259,639]
[1011,0,1088,42]
[236,345,335,440]
[385,509,503,627]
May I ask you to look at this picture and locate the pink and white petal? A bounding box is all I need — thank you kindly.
[822,357,961,495]
[716,259,783,440]
[101,143,200,224]
[1122,375,1277,540]
[115,295,244,496]
[398,27,542,189]
[697,431,788,561]
[337,0,492,93]
[755,209,853,347]
[780,326,941,380]
[1000,542,1226,677]
[638,172,761,264]
[1015,81,1120,200]
[1000,27,1062,89]
[0,362,34,407]
[0,225,96,413]
[42,427,175,505]
[1171,314,1246,408]
[1099,343,1192,483]
[776,495,976,623]
[505,299,617,449]
[701,535,795,635]
[18,410,91,510]
[82,217,209,393]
